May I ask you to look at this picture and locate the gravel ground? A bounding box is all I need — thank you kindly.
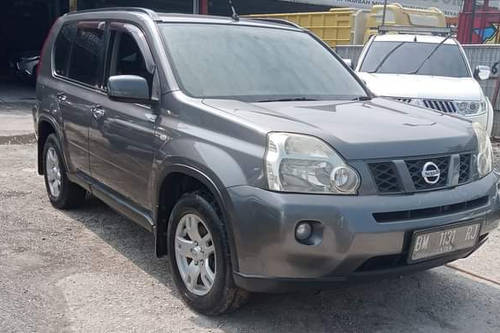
[1,143,500,333]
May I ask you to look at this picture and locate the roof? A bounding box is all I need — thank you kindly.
[157,13,302,30]
[66,7,302,31]
[373,33,458,45]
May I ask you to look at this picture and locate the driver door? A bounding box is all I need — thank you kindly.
[88,22,158,211]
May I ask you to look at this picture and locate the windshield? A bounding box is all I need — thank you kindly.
[360,41,470,77]
[160,23,367,101]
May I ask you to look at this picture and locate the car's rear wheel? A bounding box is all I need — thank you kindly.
[167,192,249,315]
[43,134,86,209]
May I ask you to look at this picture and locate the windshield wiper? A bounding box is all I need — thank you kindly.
[368,42,405,73]
[257,97,318,103]
[406,34,452,75]
[352,96,371,101]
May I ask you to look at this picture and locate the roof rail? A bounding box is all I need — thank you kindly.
[67,7,159,19]
[378,25,455,36]
[250,18,302,30]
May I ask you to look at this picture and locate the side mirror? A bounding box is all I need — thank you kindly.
[107,75,151,103]
[342,58,354,69]
[474,65,491,81]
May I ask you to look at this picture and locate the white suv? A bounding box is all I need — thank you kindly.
[355,32,494,134]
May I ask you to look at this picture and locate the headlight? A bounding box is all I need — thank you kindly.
[265,133,360,194]
[455,99,487,116]
[473,122,493,177]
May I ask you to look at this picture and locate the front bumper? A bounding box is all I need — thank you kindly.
[227,172,500,292]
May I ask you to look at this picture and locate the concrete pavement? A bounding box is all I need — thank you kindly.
[0,78,36,144]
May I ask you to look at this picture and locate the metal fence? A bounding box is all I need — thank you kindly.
[463,45,500,110]
[334,45,363,66]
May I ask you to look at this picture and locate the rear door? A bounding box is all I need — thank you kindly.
[88,22,158,211]
[52,21,106,175]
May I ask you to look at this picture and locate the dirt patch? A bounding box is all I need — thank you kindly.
[0,134,36,145]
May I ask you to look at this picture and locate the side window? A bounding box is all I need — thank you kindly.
[106,24,153,88]
[68,21,106,87]
[53,23,77,77]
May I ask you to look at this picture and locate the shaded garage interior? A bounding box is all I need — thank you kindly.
[0,0,67,75]
[77,0,195,12]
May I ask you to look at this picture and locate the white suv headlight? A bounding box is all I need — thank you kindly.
[473,122,493,177]
[455,98,487,116]
[265,133,360,194]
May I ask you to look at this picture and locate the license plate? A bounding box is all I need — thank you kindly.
[408,222,481,263]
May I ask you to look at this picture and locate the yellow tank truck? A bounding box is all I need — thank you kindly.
[248,3,447,46]
[364,3,446,41]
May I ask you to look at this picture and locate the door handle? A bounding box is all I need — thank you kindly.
[91,105,105,120]
[56,92,67,102]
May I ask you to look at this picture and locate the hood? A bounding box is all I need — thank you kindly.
[357,73,483,101]
[203,97,476,160]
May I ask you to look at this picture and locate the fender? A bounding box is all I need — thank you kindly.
[153,161,241,271]
[37,114,66,175]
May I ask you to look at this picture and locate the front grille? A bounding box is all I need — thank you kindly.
[423,99,457,113]
[406,156,449,190]
[459,154,472,184]
[369,162,402,193]
[369,153,473,194]
[373,196,489,223]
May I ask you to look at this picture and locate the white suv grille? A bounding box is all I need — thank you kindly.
[422,99,457,113]
[394,98,458,113]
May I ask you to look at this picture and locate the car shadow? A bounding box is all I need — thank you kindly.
[61,196,175,287]
[62,197,500,333]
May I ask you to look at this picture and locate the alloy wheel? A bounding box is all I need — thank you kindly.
[45,147,62,198]
[174,213,216,296]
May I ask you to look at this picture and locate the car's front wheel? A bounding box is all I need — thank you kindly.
[43,134,86,209]
[167,192,249,315]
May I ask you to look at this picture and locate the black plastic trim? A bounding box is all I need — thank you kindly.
[233,238,486,293]
[373,196,489,223]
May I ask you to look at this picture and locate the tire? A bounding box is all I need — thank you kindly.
[42,134,86,209]
[167,191,249,315]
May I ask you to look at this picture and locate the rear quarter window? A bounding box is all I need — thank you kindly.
[53,22,77,77]
[67,21,106,87]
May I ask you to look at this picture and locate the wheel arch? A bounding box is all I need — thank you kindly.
[37,116,61,175]
[154,163,239,271]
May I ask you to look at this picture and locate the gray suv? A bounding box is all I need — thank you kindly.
[34,8,500,315]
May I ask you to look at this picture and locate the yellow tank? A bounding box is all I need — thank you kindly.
[248,8,357,47]
[364,3,446,41]
[248,3,447,46]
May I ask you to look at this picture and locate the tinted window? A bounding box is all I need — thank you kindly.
[106,30,151,84]
[360,41,470,77]
[54,23,77,77]
[160,24,366,101]
[68,21,105,86]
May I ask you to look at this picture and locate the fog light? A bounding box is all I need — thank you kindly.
[295,222,312,241]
